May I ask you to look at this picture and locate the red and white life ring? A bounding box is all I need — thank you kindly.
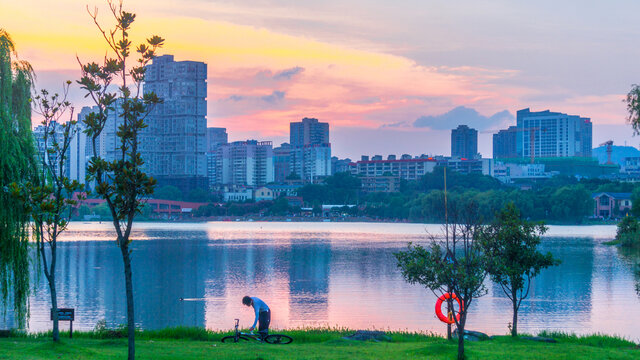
[435,293,464,324]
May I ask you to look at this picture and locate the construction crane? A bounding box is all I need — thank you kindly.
[482,127,545,164]
[600,140,614,165]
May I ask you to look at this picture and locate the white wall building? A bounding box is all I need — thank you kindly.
[223,188,253,202]
[493,162,552,183]
[516,108,592,159]
[216,140,274,186]
[303,145,332,181]
[351,156,437,180]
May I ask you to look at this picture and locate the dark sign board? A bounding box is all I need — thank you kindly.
[51,308,75,338]
[51,308,74,321]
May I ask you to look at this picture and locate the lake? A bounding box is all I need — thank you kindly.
[2,222,639,341]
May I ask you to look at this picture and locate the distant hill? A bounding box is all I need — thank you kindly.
[592,145,640,166]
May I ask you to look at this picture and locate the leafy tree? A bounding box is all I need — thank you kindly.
[480,203,559,337]
[550,185,592,223]
[77,2,164,358]
[297,184,329,205]
[269,196,290,216]
[137,203,154,219]
[77,205,91,219]
[153,185,182,201]
[15,84,84,341]
[92,202,112,219]
[396,200,487,360]
[0,29,37,325]
[416,166,504,193]
[631,188,640,218]
[615,215,640,247]
[626,84,640,134]
[185,187,209,202]
[324,172,361,203]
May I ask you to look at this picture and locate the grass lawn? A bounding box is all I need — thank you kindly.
[0,328,638,360]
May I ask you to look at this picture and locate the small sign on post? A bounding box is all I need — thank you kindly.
[51,308,75,338]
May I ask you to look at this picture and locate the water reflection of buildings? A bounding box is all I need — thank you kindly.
[18,226,639,340]
[26,231,212,331]
[133,231,209,329]
[201,236,331,328]
[288,243,330,325]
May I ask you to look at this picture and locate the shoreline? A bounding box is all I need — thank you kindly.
[71,216,620,227]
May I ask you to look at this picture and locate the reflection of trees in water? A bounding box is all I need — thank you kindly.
[617,246,640,297]
[492,237,594,325]
[331,247,399,281]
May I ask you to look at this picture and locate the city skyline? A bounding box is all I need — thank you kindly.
[4,0,640,159]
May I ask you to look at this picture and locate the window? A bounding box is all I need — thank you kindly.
[599,196,610,206]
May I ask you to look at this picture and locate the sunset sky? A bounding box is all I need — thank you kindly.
[3,0,640,158]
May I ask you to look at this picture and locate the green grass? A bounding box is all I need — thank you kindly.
[0,328,637,360]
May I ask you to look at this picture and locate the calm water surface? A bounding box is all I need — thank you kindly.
[3,222,639,340]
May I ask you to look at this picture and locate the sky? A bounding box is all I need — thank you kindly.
[3,0,640,159]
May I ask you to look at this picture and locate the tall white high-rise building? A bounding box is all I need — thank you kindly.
[516,108,592,159]
[303,145,331,181]
[69,121,86,183]
[33,121,69,179]
[143,54,208,191]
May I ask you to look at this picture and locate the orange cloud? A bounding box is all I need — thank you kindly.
[3,0,625,150]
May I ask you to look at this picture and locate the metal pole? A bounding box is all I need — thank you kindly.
[444,167,451,340]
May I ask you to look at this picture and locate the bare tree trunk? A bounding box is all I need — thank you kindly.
[49,274,59,342]
[457,324,465,360]
[457,316,466,360]
[446,290,452,340]
[511,303,518,337]
[511,288,518,337]
[121,242,135,360]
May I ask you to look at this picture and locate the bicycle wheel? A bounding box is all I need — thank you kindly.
[264,334,293,344]
[221,335,250,343]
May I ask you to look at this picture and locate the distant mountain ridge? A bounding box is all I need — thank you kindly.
[592,145,640,166]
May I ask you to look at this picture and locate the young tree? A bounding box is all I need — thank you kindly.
[480,203,559,337]
[17,84,83,341]
[626,84,640,134]
[0,29,37,326]
[395,200,487,360]
[77,2,164,358]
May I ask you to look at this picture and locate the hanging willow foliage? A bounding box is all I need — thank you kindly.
[0,29,37,326]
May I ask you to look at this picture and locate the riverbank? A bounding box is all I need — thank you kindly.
[1,328,637,360]
[72,216,622,226]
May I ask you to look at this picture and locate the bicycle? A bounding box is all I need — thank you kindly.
[221,318,293,344]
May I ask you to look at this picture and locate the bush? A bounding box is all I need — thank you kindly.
[615,216,640,247]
